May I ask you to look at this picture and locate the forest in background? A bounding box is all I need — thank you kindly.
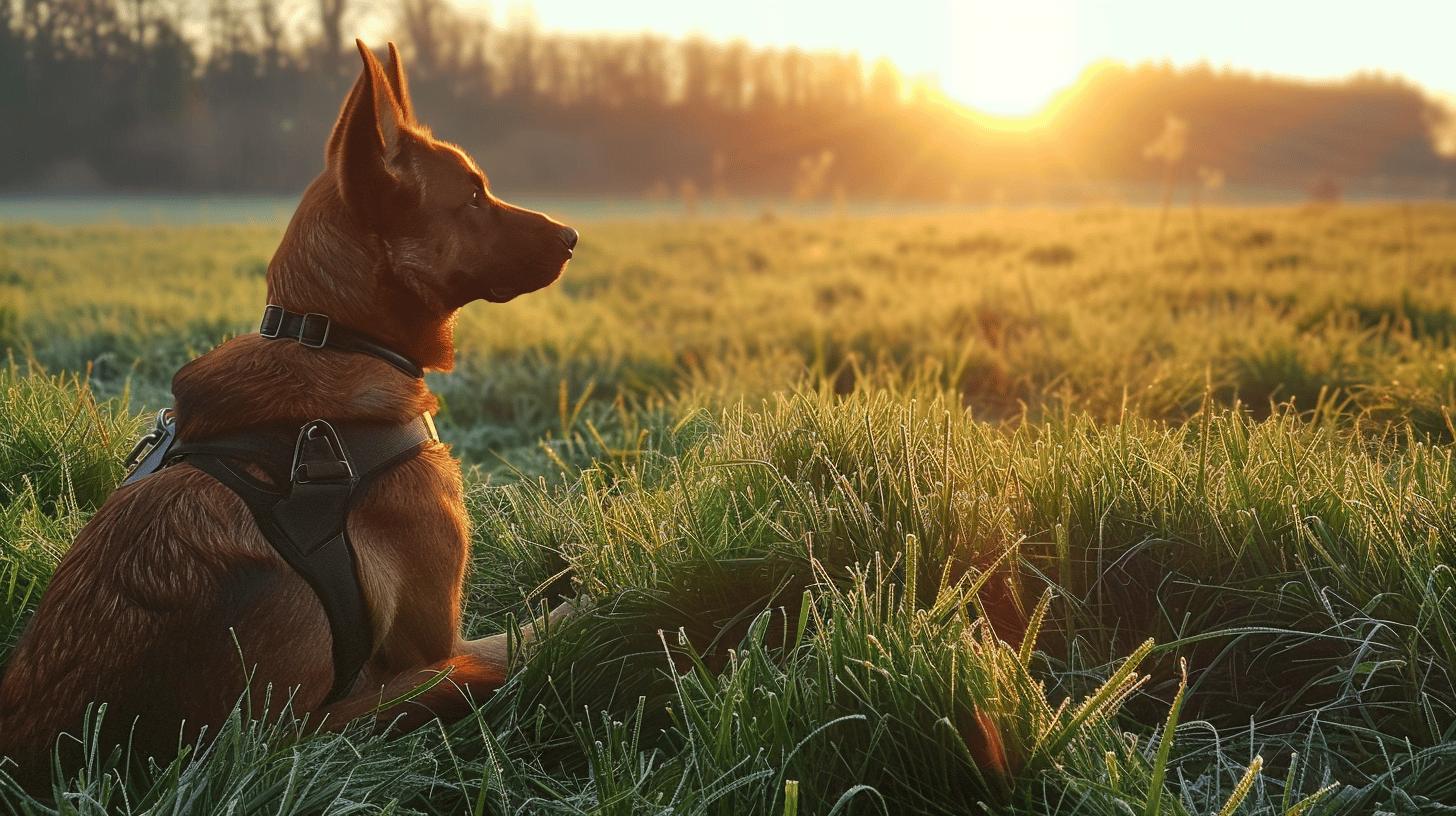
[2,0,1454,200]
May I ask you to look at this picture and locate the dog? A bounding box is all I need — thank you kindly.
[0,41,575,787]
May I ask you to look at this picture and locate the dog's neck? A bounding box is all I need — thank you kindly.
[171,176,453,440]
[170,335,438,440]
[263,175,458,373]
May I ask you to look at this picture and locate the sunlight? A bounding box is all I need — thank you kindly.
[944,0,1082,119]
[948,61,1106,136]
[956,102,1061,135]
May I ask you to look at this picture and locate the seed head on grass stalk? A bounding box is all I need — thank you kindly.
[1144,115,1189,250]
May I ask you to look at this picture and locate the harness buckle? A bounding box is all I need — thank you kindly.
[259,304,285,338]
[298,313,331,348]
[121,408,177,486]
[291,419,355,484]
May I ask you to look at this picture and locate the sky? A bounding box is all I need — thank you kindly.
[484,0,1455,118]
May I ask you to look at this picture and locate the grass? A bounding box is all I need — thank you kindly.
[1,204,1454,812]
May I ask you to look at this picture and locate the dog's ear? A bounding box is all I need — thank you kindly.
[328,40,410,222]
[384,42,416,122]
[326,77,362,160]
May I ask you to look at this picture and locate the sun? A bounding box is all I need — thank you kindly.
[943,1,1083,126]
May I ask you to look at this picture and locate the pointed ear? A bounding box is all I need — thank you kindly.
[328,40,409,221]
[385,42,416,122]
[326,69,366,160]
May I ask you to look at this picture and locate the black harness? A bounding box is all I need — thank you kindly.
[121,306,436,702]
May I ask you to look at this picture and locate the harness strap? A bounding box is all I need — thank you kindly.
[188,454,372,704]
[140,413,439,703]
[259,304,425,379]
[167,414,439,488]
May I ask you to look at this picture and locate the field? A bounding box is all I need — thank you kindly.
[2,204,1456,813]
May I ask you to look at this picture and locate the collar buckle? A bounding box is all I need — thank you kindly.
[298,313,331,348]
[259,304,285,338]
[256,304,423,379]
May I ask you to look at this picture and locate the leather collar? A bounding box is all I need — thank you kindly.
[258,304,424,379]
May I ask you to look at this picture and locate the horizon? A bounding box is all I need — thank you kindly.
[489,0,1456,119]
[6,0,1454,199]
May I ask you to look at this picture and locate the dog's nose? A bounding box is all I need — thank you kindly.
[558,226,579,250]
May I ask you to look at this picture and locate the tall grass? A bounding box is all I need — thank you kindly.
[0,362,138,655]
[5,378,1410,811]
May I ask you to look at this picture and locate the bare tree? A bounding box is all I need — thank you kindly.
[256,0,284,70]
[314,0,346,72]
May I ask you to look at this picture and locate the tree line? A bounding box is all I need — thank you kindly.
[1,0,1452,200]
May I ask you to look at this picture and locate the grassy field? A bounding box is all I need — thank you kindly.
[2,204,1455,813]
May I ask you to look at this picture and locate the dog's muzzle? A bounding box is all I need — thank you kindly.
[558,226,579,252]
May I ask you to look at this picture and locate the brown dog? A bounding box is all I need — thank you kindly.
[0,41,575,786]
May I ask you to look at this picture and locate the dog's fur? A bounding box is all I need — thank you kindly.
[0,41,574,786]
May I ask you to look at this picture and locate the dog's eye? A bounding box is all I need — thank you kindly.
[468,188,482,208]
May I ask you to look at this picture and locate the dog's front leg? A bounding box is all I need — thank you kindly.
[458,598,577,667]
[318,600,576,731]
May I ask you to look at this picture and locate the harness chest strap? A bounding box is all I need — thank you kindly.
[125,413,439,703]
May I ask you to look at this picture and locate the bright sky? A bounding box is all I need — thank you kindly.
[493,0,1455,117]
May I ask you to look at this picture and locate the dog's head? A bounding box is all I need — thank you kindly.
[267,41,574,370]
[327,41,575,308]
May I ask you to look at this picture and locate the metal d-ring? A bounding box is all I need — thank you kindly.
[290,419,355,483]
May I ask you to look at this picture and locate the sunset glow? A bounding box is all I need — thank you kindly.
[517,0,1456,117]
[945,1,1083,117]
